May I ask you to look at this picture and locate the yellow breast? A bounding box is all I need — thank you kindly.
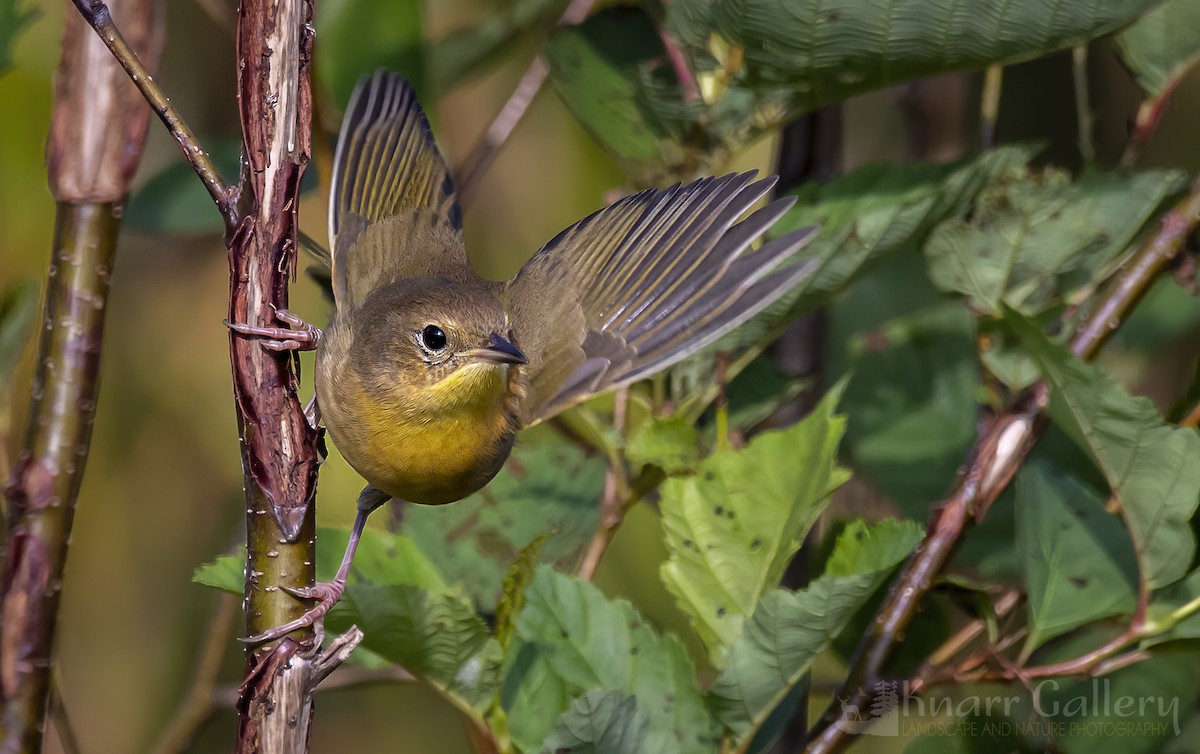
[321,361,518,505]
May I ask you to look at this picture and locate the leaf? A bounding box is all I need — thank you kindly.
[430,0,570,92]
[925,169,1186,315]
[496,535,549,650]
[516,567,721,754]
[0,278,37,389]
[668,0,1160,142]
[545,6,700,180]
[1006,309,1200,589]
[316,0,425,107]
[192,551,244,592]
[1016,461,1139,657]
[1116,0,1200,99]
[539,690,650,754]
[828,256,981,516]
[0,0,35,74]
[333,582,503,715]
[625,416,700,475]
[723,356,810,432]
[710,518,923,745]
[399,443,604,609]
[503,642,574,753]
[659,385,849,663]
[1143,568,1200,647]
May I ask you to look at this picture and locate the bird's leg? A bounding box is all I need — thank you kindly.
[243,486,390,645]
[224,307,321,351]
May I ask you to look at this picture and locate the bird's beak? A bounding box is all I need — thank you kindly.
[469,333,528,365]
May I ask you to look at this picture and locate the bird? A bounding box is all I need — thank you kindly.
[228,70,819,643]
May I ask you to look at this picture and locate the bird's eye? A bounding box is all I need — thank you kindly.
[420,324,448,351]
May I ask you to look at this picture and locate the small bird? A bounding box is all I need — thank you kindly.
[231,70,818,642]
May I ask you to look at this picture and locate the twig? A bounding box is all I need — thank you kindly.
[578,387,631,581]
[48,671,81,754]
[1120,78,1184,168]
[980,65,1003,149]
[150,593,239,754]
[1071,45,1093,163]
[68,0,237,232]
[455,0,596,205]
[805,175,1200,754]
[0,2,161,749]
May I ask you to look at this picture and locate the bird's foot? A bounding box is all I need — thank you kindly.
[225,308,321,351]
[242,578,346,645]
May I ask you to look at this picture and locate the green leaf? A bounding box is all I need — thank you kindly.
[503,642,574,753]
[316,0,425,107]
[192,551,244,592]
[0,278,37,390]
[545,6,700,180]
[516,567,721,754]
[829,257,980,516]
[496,535,549,650]
[659,385,849,663]
[925,169,1186,315]
[0,0,35,75]
[399,443,604,609]
[1006,309,1200,589]
[334,582,503,715]
[1016,462,1139,657]
[723,356,810,432]
[710,518,923,744]
[1116,0,1200,99]
[625,416,701,475]
[669,0,1159,141]
[539,690,650,754]
[430,0,570,92]
[125,141,241,236]
[1143,568,1200,646]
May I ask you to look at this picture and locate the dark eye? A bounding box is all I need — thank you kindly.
[420,325,448,351]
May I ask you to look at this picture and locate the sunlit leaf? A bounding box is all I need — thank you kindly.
[545,6,701,180]
[1116,0,1200,99]
[659,385,849,663]
[539,690,650,754]
[1016,461,1138,656]
[516,567,721,754]
[710,518,923,744]
[1006,309,1200,589]
[625,415,700,475]
[925,169,1186,315]
[399,443,604,610]
[669,0,1160,142]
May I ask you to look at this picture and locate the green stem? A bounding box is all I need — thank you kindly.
[1,203,119,753]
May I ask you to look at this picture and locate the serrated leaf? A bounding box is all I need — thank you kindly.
[496,535,549,650]
[710,518,923,744]
[1006,309,1200,589]
[660,385,849,663]
[0,0,35,74]
[1017,462,1139,657]
[431,0,570,92]
[668,0,1159,142]
[333,582,503,715]
[316,0,425,107]
[399,443,604,609]
[192,552,244,592]
[625,416,700,475]
[545,6,700,180]
[516,567,721,754]
[925,169,1186,315]
[0,278,38,389]
[1116,0,1200,99]
[539,690,650,754]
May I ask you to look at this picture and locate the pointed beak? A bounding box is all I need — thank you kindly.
[471,333,528,366]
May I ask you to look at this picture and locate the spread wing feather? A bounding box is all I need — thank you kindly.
[505,172,818,424]
[329,71,475,311]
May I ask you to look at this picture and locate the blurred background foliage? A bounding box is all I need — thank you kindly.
[2,0,1200,752]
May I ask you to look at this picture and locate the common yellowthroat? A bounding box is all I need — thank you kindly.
[233,70,817,642]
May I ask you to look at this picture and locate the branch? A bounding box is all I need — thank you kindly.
[68,0,237,232]
[805,174,1200,754]
[0,2,161,750]
[454,0,596,205]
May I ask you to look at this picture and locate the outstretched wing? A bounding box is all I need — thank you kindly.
[505,172,818,425]
[329,70,476,311]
